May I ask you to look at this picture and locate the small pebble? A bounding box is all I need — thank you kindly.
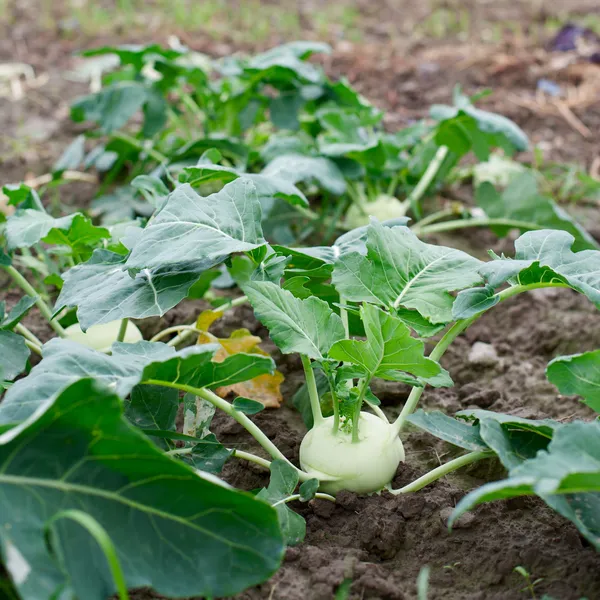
[468,342,498,366]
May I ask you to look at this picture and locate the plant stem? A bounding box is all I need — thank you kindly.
[233,449,272,470]
[301,355,324,426]
[24,339,42,356]
[392,281,571,435]
[351,378,370,443]
[151,325,200,343]
[272,492,336,507]
[406,145,449,217]
[14,323,42,347]
[417,218,544,236]
[167,447,272,471]
[143,379,312,481]
[3,266,65,337]
[46,510,130,600]
[388,451,492,494]
[111,131,169,164]
[179,90,205,130]
[410,207,456,232]
[116,319,128,343]
[365,399,389,423]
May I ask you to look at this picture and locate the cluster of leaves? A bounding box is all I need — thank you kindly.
[49,41,596,250]
[1,40,600,600]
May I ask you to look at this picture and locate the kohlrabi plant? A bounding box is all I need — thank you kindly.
[2,169,600,599]
[55,41,597,250]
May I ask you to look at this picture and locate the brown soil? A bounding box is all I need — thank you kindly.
[2,1,600,599]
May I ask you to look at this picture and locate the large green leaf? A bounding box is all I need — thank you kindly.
[0,331,29,381]
[244,281,345,360]
[6,210,108,253]
[406,410,488,452]
[261,154,346,196]
[56,249,219,330]
[328,304,441,382]
[0,339,274,425]
[0,378,284,598]
[126,179,266,270]
[454,229,600,318]
[451,421,600,549]
[546,350,600,413]
[333,220,483,324]
[476,174,597,251]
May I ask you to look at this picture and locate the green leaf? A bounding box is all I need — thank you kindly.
[457,409,558,439]
[333,220,483,324]
[82,43,186,70]
[477,418,551,471]
[0,296,37,331]
[0,331,29,381]
[232,397,266,415]
[431,89,528,152]
[328,304,441,381]
[547,350,600,412]
[476,175,597,251]
[0,339,175,425]
[131,174,169,209]
[185,433,234,473]
[455,229,600,318]
[6,210,109,254]
[406,410,488,452]
[56,249,220,330]
[179,162,310,209]
[450,421,600,549]
[0,338,275,426]
[244,281,345,360]
[299,478,319,502]
[124,384,179,447]
[0,378,284,598]
[71,82,161,134]
[257,460,305,546]
[262,154,346,196]
[53,135,86,172]
[452,284,498,319]
[126,179,266,270]
[141,346,275,390]
[2,184,41,209]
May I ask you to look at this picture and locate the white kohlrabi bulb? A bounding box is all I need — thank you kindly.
[299,412,404,495]
[64,320,143,352]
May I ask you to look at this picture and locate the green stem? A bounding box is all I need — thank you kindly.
[417,218,544,236]
[143,380,312,481]
[351,378,370,443]
[150,325,200,343]
[167,447,272,471]
[301,355,324,426]
[111,131,169,164]
[46,510,130,600]
[392,281,571,435]
[388,451,492,494]
[272,492,336,507]
[3,266,65,337]
[116,319,128,343]
[14,323,42,346]
[411,207,456,232]
[406,145,449,217]
[325,371,340,434]
[24,339,42,356]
